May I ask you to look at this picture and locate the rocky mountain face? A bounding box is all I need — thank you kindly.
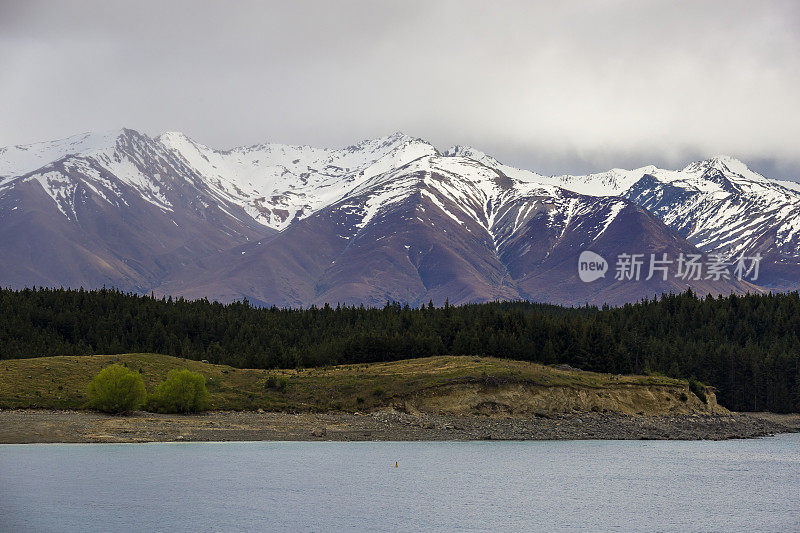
[0,129,268,292]
[538,157,800,291]
[0,129,792,306]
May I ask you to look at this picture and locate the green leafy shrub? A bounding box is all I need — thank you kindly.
[689,379,707,404]
[147,369,209,413]
[264,374,288,391]
[87,364,146,413]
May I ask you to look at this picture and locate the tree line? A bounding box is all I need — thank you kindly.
[1,287,798,412]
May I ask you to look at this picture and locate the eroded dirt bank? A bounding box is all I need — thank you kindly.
[397,381,728,417]
[0,409,796,444]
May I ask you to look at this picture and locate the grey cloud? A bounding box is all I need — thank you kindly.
[1,0,798,179]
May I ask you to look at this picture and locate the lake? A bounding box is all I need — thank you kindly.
[1,435,799,532]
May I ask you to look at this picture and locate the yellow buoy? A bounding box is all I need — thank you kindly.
[395,461,398,468]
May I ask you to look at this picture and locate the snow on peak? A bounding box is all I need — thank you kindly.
[157,131,196,145]
[339,132,435,159]
[542,167,657,197]
[0,128,181,220]
[158,131,219,159]
[4,128,799,260]
[682,155,763,180]
[443,145,506,170]
[0,129,131,179]
[709,154,746,166]
[155,130,439,230]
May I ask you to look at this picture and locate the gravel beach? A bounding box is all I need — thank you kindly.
[1,409,797,444]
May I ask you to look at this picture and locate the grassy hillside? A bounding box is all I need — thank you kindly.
[0,354,720,415]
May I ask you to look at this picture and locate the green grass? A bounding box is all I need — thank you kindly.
[0,354,686,412]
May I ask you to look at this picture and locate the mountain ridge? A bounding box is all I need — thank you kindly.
[0,128,794,305]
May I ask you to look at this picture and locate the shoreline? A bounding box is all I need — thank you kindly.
[1,409,797,444]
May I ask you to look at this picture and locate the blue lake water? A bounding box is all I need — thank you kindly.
[1,434,799,532]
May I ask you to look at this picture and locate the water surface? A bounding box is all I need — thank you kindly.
[2,435,798,532]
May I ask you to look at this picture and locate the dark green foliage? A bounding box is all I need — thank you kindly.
[264,374,288,391]
[689,379,708,404]
[1,287,799,412]
[147,369,209,413]
[87,364,146,413]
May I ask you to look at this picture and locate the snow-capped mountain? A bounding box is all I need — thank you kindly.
[160,151,749,307]
[158,131,438,230]
[0,128,789,305]
[528,156,800,290]
[0,129,266,291]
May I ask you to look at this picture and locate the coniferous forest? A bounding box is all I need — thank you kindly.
[0,287,798,413]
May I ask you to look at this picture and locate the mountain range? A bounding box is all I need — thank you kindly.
[1,128,796,306]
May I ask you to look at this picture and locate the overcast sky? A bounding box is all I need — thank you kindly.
[1,0,798,179]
